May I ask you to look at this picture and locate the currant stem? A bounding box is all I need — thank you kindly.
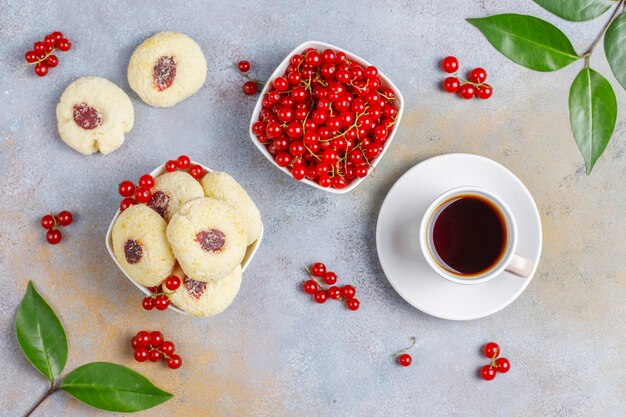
[397,336,417,355]
[23,385,58,417]
[583,0,624,67]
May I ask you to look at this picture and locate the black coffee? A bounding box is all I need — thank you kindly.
[431,194,507,276]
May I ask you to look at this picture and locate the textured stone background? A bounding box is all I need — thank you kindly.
[1,1,625,416]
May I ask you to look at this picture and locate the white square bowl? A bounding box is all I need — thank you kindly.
[105,161,264,315]
[249,40,405,194]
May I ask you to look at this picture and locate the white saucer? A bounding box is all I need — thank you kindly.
[376,153,542,320]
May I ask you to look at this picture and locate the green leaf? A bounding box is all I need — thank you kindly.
[569,68,617,174]
[15,281,68,382]
[605,12,626,91]
[533,0,615,22]
[60,362,173,412]
[467,14,579,71]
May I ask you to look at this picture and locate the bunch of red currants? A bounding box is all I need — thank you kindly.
[40,211,73,244]
[440,56,492,100]
[24,31,71,77]
[479,341,510,380]
[131,330,182,369]
[302,262,360,310]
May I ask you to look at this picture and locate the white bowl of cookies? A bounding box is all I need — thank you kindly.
[105,156,263,316]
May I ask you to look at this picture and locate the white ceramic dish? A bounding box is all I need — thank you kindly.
[248,40,405,194]
[105,162,264,315]
[376,153,542,320]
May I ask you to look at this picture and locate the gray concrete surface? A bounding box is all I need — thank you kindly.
[0,0,624,416]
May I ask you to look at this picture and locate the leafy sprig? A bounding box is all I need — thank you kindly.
[467,0,626,174]
[16,281,172,416]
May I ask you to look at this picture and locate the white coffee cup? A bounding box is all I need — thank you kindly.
[419,186,533,285]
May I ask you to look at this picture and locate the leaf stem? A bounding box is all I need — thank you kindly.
[23,385,58,417]
[583,0,625,66]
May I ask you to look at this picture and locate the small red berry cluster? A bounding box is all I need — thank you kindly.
[302,262,360,311]
[251,48,399,189]
[40,211,73,245]
[117,155,204,212]
[396,337,417,367]
[131,330,182,369]
[236,60,260,96]
[164,154,205,179]
[24,31,72,77]
[480,342,510,381]
[440,56,492,100]
[142,275,181,311]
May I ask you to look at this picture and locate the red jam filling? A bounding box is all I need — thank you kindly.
[184,276,206,299]
[73,103,102,130]
[196,229,226,253]
[147,191,171,219]
[124,239,143,264]
[153,56,176,91]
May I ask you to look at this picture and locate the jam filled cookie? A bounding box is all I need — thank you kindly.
[111,204,175,287]
[127,32,207,108]
[200,171,262,245]
[168,264,242,317]
[166,197,246,282]
[147,171,204,221]
[56,77,134,155]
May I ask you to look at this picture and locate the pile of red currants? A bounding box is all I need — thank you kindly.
[251,48,400,189]
[40,211,73,245]
[440,56,493,100]
[24,31,71,77]
[302,262,360,310]
[131,330,182,369]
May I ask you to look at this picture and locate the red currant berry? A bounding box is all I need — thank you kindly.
[166,354,182,369]
[49,31,63,42]
[341,285,356,299]
[303,280,318,294]
[135,331,151,347]
[273,76,289,92]
[33,41,46,52]
[176,155,191,169]
[323,272,337,285]
[57,38,71,51]
[165,275,181,291]
[149,349,162,362]
[142,297,154,310]
[364,66,378,78]
[494,357,510,373]
[44,34,57,48]
[326,286,341,300]
[476,84,493,100]
[292,165,306,180]
[237,60,251,72]
[138,174,154,188]
[441,56,459,73]
[442,77,460,93]
[40,214,55,230]
[243,81,258,95]
[44,55,58,68]
[314,290,328,304]
[469,67,487,84]
[311,263,326,277]
[134,347,149,362]
[134,187,152,203]
[131,336,140,349]
[189,164,205,179]
[25,50,38,63]
[459,84,476,100]
[318,175,332,188]
[483,342,500,359]
[120,198,137,211]
[165,160,177,172]
[46,229,62,245]
[480,365,497,381]
[398,353,412,367]
[154,295,170,310]
[118,180,135,197]
[56,211,73,226]
[305,50,322,67]
[34,63,48,77]
[346,298,360,311]
[149,331,163,347]
[160,341,175,356]
[275,152,293,168]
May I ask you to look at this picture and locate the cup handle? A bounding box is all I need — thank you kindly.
[505,254,534,278]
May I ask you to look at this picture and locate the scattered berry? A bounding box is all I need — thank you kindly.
[441,56,459,73]
[56,211,73,226]
[398,353,412,367]
[238,60,251,72]
[164,275,181,291]
[46,229,62,245]
[243,81,258,96]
